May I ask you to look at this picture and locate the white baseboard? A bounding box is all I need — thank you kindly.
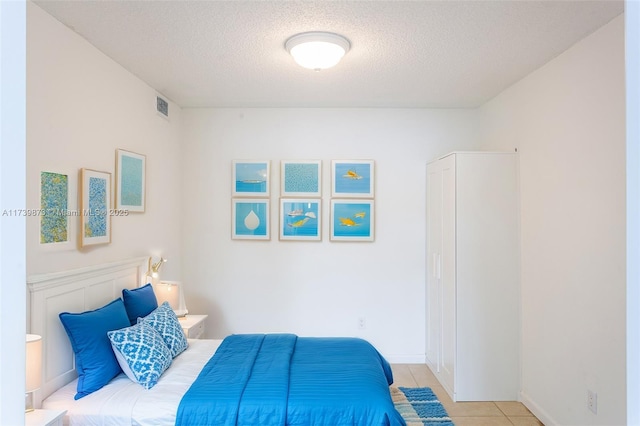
[520,390,557,426]
[386,354,426,364]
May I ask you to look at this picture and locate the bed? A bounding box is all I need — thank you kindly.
[27,258,405,426]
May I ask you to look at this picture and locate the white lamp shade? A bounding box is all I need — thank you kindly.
[285,32,350,70]
[154,281,188,317]
[26,334,42,393]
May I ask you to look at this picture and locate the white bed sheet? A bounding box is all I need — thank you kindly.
[43,339,222,426]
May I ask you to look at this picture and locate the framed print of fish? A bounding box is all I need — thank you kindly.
[279,198,321,241]
[232,160,270,197]
[281,160,322,197]
[330,199,374,242]
[232,198,270,240]
[331,160,374,198]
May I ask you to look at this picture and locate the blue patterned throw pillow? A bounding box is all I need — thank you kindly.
[107,321,172,390]
[140,301,188,358]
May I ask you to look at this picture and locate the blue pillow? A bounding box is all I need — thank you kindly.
[59,298,131,399]
[122,283,158,325]
[108,321,172,389]
[139,302,188,358]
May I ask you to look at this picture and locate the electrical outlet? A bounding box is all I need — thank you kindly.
[358,317,366,330]
[587,390,597,414]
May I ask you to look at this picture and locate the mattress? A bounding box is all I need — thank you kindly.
[42,339,222,426]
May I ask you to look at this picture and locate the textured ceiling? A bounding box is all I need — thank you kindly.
[33,0,623,108]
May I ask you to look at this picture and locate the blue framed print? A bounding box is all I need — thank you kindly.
[232,198,270,240]
[232,160,270,197]
[280,160,321,197]
[330,199,374,242]
[279,198,321,241]
[80,168,112,247]
[331,160,374,198]
[116,149,146,212]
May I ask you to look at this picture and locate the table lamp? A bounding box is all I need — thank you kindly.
[154,281,188,317]
[25,334,42,412]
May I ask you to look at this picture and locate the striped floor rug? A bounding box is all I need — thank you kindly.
[391,386,455,426]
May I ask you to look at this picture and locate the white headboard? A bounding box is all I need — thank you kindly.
[27,257,148,407]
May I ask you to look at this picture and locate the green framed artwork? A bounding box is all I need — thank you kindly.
[40,171,69,245]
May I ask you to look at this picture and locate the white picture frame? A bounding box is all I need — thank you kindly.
[116,149,146,212]
[232,160,270,197]
[280,160,322,197]
[279,198,322,241]
[331,160,375,198]
[330,199,374,242]
[232,198,270,240]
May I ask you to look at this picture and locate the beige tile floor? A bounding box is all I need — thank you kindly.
[390,364,544,426]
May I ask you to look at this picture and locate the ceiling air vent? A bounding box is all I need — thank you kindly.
[156,95,169,119]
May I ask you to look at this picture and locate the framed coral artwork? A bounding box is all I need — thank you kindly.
[39,171,72,248]
[280,160,321,197]
[79,168,112,247]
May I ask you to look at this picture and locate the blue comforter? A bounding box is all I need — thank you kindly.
[176,334,406,426]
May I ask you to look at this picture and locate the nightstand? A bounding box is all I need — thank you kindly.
[25,409,66,426]
[179,314,207,339]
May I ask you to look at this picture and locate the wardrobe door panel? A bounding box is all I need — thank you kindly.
[425,162,442,371]
[440,155,456,394]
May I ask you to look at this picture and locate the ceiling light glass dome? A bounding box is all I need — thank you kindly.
[285,32,351,71]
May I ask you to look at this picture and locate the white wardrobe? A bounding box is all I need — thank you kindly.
[426,152,520,402]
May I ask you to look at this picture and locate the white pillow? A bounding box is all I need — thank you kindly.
[108,321,172,389]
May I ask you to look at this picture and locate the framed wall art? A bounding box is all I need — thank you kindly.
[232,160,270,197]
[79,168,112,247]
[330,199,374,242]
[40,171,70,246]
[116,149,146,212]
[280,160,322,197]
[279,198,321,241]
[331,160,374,198]
[232,198,270,240]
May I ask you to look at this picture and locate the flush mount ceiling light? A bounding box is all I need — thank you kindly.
[285,31,351,71]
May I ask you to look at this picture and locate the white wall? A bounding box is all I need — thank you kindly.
[626,2,640,424]
[26,3,184,281]
[0,1,27,424]
[181,108,480,361]
[479,15,625,426]
[22,3,634,423]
